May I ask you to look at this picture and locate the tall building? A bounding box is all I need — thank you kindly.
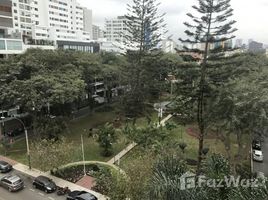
[92,24,103,40]
[1,0,99,57]
[83,8,93,38]
[104,16,128,43]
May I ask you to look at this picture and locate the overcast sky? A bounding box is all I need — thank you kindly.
[78,0,268,44]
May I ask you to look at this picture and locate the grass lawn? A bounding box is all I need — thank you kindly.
[0,105,160,165]
[0,138,28,164]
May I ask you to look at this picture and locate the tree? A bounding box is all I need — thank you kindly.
[179,0,237,175]
[96,123,117,157]
[33,116,68,140]
[30,137,76,172]
[122,0,166,117]
[123,124,171,150]
[206,54,268,160]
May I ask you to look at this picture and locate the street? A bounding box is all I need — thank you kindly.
[253,137,268,176]
[0,170,66,200]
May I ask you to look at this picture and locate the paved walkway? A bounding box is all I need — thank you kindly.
[0,156,108,200]
[108,114,173,165]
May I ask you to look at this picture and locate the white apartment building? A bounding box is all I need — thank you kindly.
[162,39,181,54]
[1,0,99,57]
[104,16,128,43]
[92,24,103,40]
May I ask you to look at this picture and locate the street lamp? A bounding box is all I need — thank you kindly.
[1,116,31,169]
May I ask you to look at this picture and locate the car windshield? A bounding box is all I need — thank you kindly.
[44,180,54,186]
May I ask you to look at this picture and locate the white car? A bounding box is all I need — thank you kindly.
[253,150,264,162]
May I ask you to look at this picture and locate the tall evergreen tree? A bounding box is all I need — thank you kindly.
[122,0,166,117]
[179,0,237,174]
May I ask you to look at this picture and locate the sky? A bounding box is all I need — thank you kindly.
[78,0,268,44]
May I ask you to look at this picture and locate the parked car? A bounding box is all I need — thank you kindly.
[0,161,13,173]
[0,174,24,192]
[253,150,264,162]
[252,139,262,150]
[67,190,98,200]
[33,176,57,193]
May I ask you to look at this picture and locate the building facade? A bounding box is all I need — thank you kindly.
[1,0,98,57]
[104,16,128,43]
[248,41,265,53]
[92,24,103,40]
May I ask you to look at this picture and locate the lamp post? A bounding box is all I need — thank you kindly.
[2,116,31,169]
[81,134,86,176]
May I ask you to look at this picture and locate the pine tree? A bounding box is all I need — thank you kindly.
[122,0,166,117]
[179,0,237,175]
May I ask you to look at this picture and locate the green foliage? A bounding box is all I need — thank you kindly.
[178,0,238,174]
[122,0,169,117]
[33,116,67,140]
[96,123,117,157]
[123,124,171,149]
[149,154,191,200]
[148,153,268,200]
[30,137,76,171]
[93,168,128,200]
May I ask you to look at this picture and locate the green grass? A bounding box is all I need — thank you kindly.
[0,106,156,164]
[0,138,28,164]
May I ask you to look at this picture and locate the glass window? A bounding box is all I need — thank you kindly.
[6,40,22,50]
[0,40,6,50]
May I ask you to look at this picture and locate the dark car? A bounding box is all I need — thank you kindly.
[0,161,13,173]
[0,174,24,192]
[67,190,98,200]
[33,176,57,193]
[252,139,261,150]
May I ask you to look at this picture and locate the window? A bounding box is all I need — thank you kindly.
[6,40,23,50]
[0,40,5,50]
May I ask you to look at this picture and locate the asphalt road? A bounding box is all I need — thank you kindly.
[253,137,268,176]
[0,170,66,200]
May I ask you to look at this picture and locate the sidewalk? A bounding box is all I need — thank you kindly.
[108,114,173,165]
[0,156,108,200]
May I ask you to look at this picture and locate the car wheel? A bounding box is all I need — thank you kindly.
[45,189,48,193]
[33,184,37,189]
[8,187,12,192]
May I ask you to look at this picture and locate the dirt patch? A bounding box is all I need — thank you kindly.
[186,125,224,140]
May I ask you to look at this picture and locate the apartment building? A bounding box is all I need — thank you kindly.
[0,0,24,56]
[92,24,103,40]
[1,0,99,57]
[104,16,128,43]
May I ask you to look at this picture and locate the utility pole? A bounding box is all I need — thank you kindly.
[81,134,86,176]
